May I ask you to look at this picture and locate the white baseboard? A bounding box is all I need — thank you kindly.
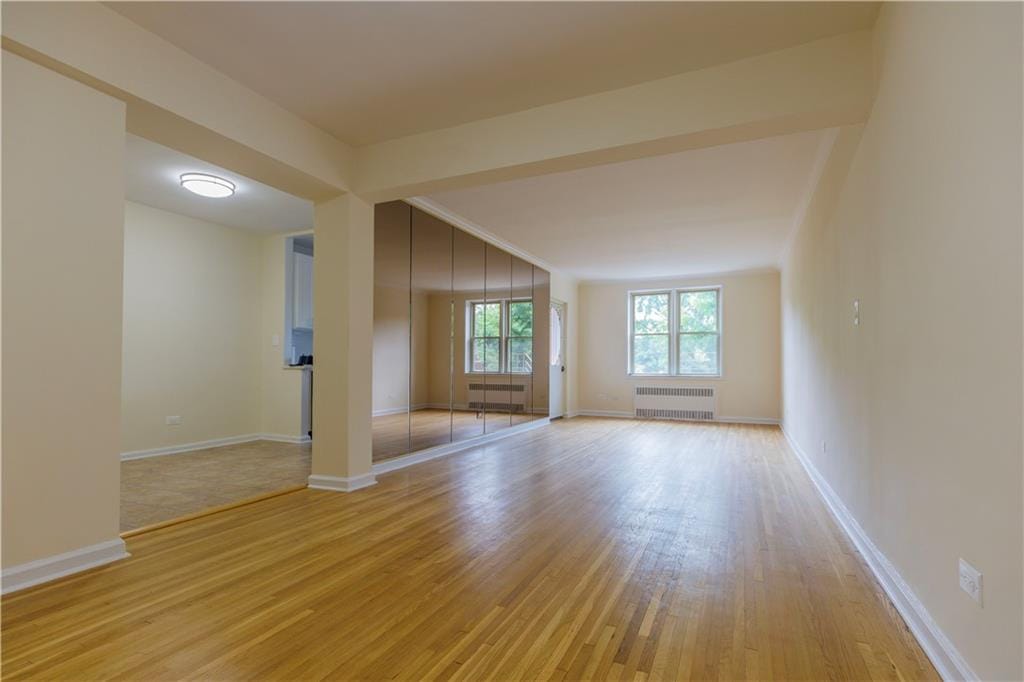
[575,410,779,425]
[2,538,129,594]
[121,434,262,461]
[575,409,634,418]
[121,433,310,460]
[714,416,780,425]
[258,433,311,444]
[307,473,377,492]
[372,406,409,417]
[372,417,551,475]
[780,426,976,682]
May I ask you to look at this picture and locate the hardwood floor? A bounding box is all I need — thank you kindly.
[3,418,937,680]
[121,440,311,531]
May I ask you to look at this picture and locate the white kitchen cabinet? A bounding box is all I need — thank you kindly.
[293,251,314,330]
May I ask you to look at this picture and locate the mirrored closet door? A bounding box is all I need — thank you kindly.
[371,200,550,462]
[372,201,411,460]
[409,209,453,453]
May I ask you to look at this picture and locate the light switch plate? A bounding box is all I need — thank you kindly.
[166,416,182,426]
[958,558,982,605]
[853,299,860,326]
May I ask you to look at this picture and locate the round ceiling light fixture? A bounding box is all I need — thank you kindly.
[180,172,236,198]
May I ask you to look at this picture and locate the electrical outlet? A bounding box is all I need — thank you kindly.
[853,299,860,326]
[271,334,280,347]
[958,558,983,605]
[821,440,827,454]
[165,416,182,426]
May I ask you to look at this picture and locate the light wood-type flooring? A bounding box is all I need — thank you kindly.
[4,418,937,680]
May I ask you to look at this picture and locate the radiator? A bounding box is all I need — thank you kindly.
[634,386,715,421]
[467,382,528,412]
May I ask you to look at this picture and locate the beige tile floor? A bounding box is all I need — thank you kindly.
[120,440,311,532]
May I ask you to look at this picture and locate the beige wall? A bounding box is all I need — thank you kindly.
[123,209,308,451]
[781,4,1022,679]
[121,202,263,453]
[2,52,126,567]
[578,271,780,421]
[259,232,307,439]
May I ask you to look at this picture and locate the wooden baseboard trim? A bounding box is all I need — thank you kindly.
[120,485,307,539]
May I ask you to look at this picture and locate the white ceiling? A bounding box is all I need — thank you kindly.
[108,2,877,145]
[425,130,832,281]
[125,134,313,233]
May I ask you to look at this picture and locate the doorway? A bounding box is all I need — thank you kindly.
[550,299,567,419]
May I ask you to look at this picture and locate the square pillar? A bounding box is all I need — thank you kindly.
[309,193,376,491]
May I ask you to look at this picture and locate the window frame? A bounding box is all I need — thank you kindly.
[505,299,535,375]
[467,298,534,374]
[627,286,722,378]
[468,300,503,374]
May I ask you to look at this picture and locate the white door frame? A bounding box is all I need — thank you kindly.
[550,299,568,419]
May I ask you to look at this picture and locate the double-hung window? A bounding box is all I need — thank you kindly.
[468,299,533,373]
[469,302,502,373]
[507,300,534,373]
[628,287,721,376]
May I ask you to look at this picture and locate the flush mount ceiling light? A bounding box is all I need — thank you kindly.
[180,172,235,198]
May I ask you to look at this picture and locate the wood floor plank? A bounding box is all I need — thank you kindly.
[2,418,939,680]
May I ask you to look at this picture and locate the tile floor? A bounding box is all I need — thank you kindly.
[120,440,311,531]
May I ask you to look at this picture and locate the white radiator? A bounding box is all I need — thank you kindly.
[634,386,716,421]
[467,382,528,413]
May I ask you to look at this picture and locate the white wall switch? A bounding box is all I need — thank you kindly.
[165,416,182,426]
[853,299,860,326]
[958,558,983,605]
[271,334,280,347]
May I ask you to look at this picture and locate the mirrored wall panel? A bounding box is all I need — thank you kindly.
[409,209,453,453]
[510,255,535,426]
[484,243,512,434]
[452,227,487,443]
[372,200,550,462]
[372,201,411,460]
[533,266,551,420]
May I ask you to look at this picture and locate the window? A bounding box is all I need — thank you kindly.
[507,300,534,373]
[678,289,719,375]
[468,299,533,373]
[629,287,721,376]
[470,302,502,373]
[631,292,671,374]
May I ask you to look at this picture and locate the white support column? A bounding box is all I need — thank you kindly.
[309,193,377,492]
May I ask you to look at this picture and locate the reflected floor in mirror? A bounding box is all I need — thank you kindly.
[372,409,542,462]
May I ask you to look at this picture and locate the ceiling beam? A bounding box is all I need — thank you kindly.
[353,30,874,202]
[1,1,353,201]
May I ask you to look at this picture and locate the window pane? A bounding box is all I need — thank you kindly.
[633,293,669,333]
[509,301,533,337]
[679,333,719,374]
[474,302,501,338]
[473,337,501,373]
[508,337,533,373]
[632,334,669,374]
[679,290,718,332]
